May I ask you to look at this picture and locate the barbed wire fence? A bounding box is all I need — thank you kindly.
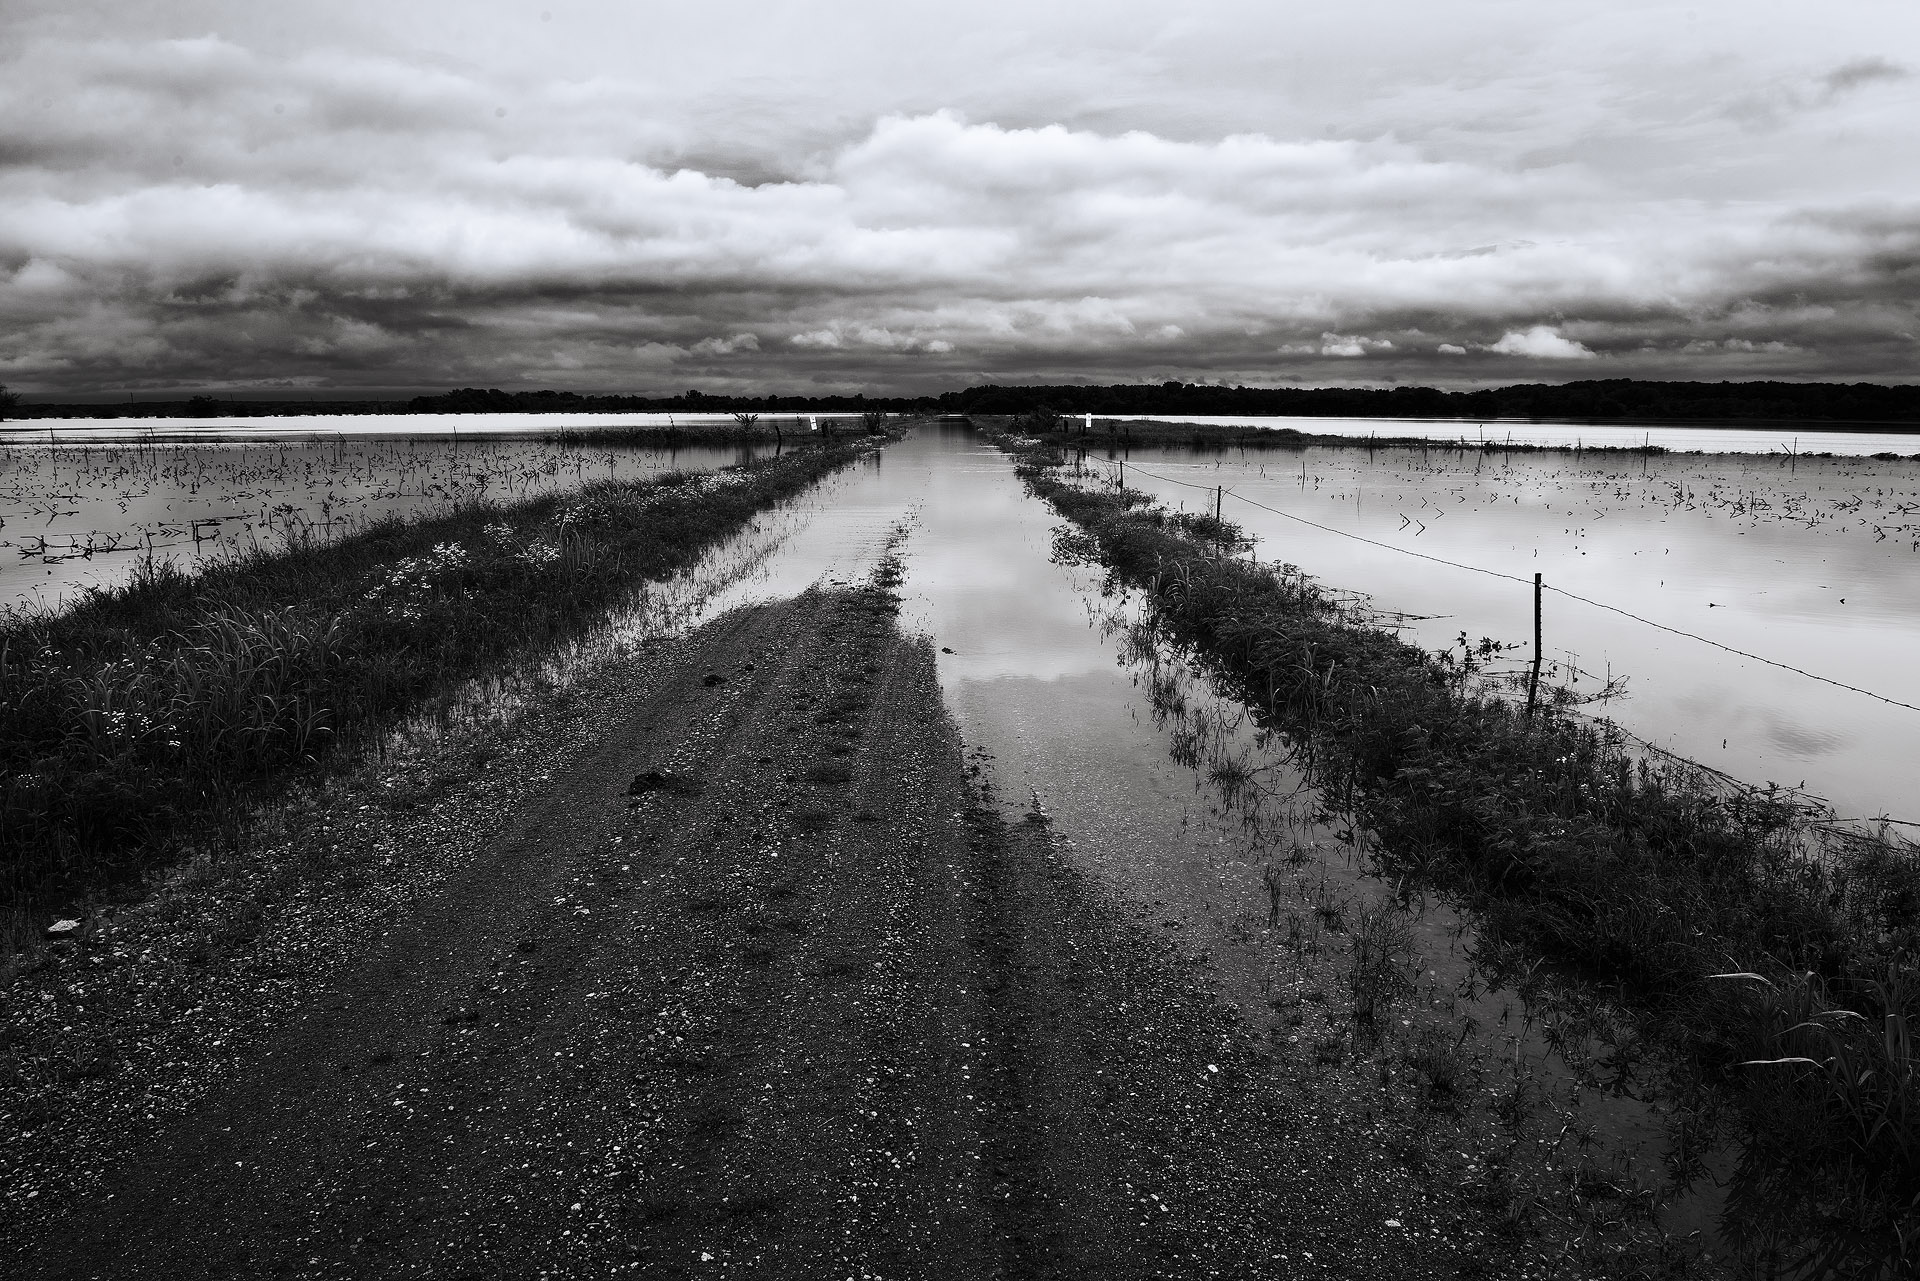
[1059,449,1920,837]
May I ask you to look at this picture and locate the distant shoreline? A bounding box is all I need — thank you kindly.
[4,376,1916,429]
[8,406,1920,436]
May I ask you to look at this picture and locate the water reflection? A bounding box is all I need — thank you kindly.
[1,410,866,445]
[845,426,1721,1250]
[0,437,754,615]
[1070,443,1920,823]
[1101,413,1920,458]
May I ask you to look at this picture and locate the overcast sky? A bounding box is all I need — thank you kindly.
[3,0,1917,398]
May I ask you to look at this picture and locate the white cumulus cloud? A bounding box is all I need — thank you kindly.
[1486,326,1596,359]
[1319,333,1396,357]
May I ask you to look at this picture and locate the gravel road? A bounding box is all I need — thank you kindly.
[5,567,1568,1278]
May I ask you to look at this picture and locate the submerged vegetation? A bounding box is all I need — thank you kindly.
[1,435,885,924]
[1001,429,1920,1276]
[1004,412,1920,459]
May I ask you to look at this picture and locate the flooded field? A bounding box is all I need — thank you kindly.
[1075,443,1920,826]
[1102,413,1920,458]
[3,410,860,445]
[10,414,1909,826]
[0,436,758,615]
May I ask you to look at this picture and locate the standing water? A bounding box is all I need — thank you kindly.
[0,436,758,616]
[1078,442,1920,827]
[646,424,1728,1250]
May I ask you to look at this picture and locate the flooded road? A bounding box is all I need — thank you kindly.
[12,424,1713,1278]
[652,424,1331,993]
[656,424,1720,1243]
[2,422,1732,1257]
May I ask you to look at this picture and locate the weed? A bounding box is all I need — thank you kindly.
[1348,897,1415,1032]
[1402,1023,1473,1112]
[1261,863,1286,927]
[1493,1074,1542,1134]
[1311,1030,1349,1066]
[1310,878,1349,933]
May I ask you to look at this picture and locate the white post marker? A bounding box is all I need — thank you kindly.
[1084,412,1092,433]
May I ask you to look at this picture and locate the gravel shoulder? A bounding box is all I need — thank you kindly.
[8,564,1568,1279]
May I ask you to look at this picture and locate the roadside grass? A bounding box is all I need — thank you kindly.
[1001,430,1920,1276]
[2,437,884,930]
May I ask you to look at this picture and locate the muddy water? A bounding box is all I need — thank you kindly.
[1078,444,1920,826]
[0,437,753,616]
[653,425,1313,1010]
[656,425,1724,1245]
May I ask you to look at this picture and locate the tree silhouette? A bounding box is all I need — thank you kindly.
[0,384,19,421]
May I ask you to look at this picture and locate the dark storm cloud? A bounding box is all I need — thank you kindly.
[1822,57,1910,97]
[2,3,1918,395]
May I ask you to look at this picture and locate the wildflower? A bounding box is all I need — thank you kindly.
[518,540,562,569]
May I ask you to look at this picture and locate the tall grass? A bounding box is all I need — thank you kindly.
[2,441,875,914]
[1004,433,1920,1275]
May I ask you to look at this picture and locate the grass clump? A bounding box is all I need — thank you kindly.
[3,440,881,919]
[1001,430,1920,1275]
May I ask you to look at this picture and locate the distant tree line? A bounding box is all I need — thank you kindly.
[377,379,1920,424]
[403,387,927,415]
[403,380,1920,423]
[8,379,1918,425]
[932,379,1920,424]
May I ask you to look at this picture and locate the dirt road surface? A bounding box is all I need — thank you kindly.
[6,568,1540,1279]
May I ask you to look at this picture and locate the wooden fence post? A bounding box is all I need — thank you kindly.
[1526,572,1543,719]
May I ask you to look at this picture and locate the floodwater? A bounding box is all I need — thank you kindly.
[0,436,757,616]
[1099,413,1920,459]
[1,410,865,445]
[1069,443,1920,827]
[641,424,1721,1244]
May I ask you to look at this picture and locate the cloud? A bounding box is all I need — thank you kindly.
[1318,333,1395,357]
[1822,57,1909,97]
[691,333,760,356]
[788,324,950,354]
[0,11,1916,395]
[1486,326,1596,359]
